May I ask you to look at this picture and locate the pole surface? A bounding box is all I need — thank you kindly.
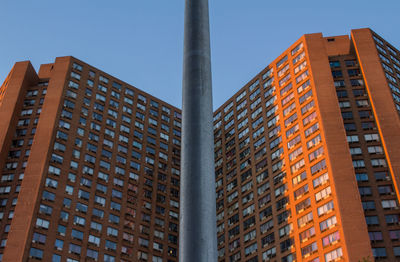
[179,0,217,261]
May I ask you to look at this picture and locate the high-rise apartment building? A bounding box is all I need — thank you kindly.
[0,28,399,262]
[0,57,182,262]
[213,28,400,262]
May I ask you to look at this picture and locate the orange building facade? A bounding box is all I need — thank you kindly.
[213,28,400,261]
[0,28,399,262]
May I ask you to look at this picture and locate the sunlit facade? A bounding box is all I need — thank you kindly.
[213,28,400,262]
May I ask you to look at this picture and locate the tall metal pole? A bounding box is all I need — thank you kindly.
[179,0,217,261]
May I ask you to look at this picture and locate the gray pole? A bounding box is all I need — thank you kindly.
[179,0,217,261]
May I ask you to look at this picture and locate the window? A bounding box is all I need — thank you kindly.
[52,254,61,262]
[29,248,43,259]
[36,218,50,229]
[32,232,46,244]
[320,216,337,231]
[69,243,81,255]
[322,231,340,247]
[292,171,307,186]
[277,55,288,68]
[331,70,343,78]
[359,110,372,119]
[336,90,348,98]
[348,69,361,77]
[315,186,331,201]
[62,198,71,209]
[378,185,394,195]
[70,229,83,241]
[382,199,398,209]
[309,146,324,162]
[329,61,340,68]
[347,135,359,143]
[371,158,387,167]
[301,242,317,257]
[394,246,400,257]
[356,100,369,107]
[73,215,86,226]
[369,231,383,242]
[291,158,305,173]
[284,113,297,128]
[298,80,310,94]
[341,111,353,120]
[372,247,387,258]
[362,122,375,130]
[70,71,81,80]
[299,226,315,242]
[365,215,379,226]
[295,70,309,84]
[279,223,293,238]
[42,191,55,201]
[287,135,300,149]
[388,230,400,242]
[285,125,299,140]
[244,242,257,256]
[293,51,305,65]
[362,201,376,211]
[294,60,307,74]
[311,159,326,174]
[317,201,334,216]
[356,173,368,182]
[344,123,356,131]
[280,237,294,252]
[352,89,365,100]
[325,248,343,262]
[304,122,319,138]
[298,211,313,227]
[291,42,303,55]
[86,249,98,260]
[59,210,69,222]
[339,101,350,108]
[39,204,52,215]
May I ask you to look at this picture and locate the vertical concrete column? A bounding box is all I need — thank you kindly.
[179,0,217,261]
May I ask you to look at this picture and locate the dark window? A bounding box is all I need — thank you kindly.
[341,111,353,120]
[332,70,343,78]
[329,61,340,68]
[336,90,348,98]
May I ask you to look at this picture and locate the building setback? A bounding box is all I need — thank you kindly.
[0,28,399,262]
[213,28,400,262]
[0,57,182,261]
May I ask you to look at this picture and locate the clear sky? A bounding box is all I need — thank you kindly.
[1,0,400,110]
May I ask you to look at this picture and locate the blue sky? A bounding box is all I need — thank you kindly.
[1,0,400,109]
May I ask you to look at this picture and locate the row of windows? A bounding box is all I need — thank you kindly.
[65,83,180,135]
[0,86,43,230]
[373,36,400,116]
[222,217,340,261]
[30,246,175,262]
[0,88,41,239]
[332,69,361,78]
[70,64,178,118]
[215,42,305,123]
